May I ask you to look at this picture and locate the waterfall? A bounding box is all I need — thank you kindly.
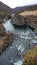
[3,19,14,33]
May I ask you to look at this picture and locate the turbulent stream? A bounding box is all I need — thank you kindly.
[0,19,37,65]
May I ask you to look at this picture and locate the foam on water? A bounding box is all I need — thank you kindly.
[14,60,23,65]
[32,39,37,43]
[3,20,14,32]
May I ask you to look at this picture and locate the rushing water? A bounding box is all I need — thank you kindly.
[0,19,37,65]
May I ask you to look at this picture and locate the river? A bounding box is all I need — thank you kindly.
[0,19,37,65]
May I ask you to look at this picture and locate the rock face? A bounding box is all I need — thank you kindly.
[0,10,11,19]
[19,10,37,33]
[11,14,37,32]
[0,1,12,14]
[19,11,37,28]
[22,46,37,65]
[0,23,6,36]
[0,1,12,19]
[11,15,25,25]
[11,10,37,33]
[0,36,8,54]
[0,20,14,54]
[11,4,37,33]
[0,33,14,54]
[25,16,37,33]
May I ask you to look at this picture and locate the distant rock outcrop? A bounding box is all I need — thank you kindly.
[0,1,12,19]
[0,1,12,14]
[12,4,37,14]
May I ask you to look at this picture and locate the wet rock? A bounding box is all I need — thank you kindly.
[22,46,37,65]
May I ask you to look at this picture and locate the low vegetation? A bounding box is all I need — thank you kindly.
[22,46,37,65]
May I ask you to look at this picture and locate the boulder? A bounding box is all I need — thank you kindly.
[11,14,25,25]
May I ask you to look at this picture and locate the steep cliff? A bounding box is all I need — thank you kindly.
[11,5,37,33]
[0,1,12,19]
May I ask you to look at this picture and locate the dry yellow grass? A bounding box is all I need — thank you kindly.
[22,46,37,65]
[19,10,37,16]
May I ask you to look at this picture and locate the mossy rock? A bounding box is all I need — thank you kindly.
[22,46,37,65]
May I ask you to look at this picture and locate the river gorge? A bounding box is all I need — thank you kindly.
[0,19,37,65]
